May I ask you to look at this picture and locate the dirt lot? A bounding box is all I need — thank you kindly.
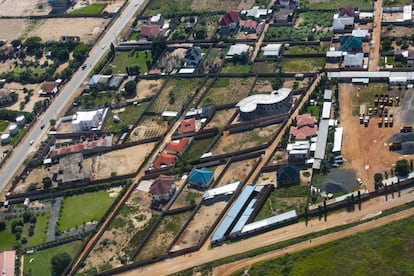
[0,19,26,41]
[191,0,254,10]
[217,158,258,186]
[381,26,414,37]
[339,83,413,191]
[4,82,43,113]
[132,79,164,101]
[90,142,156,179]
[0,0,50,17]
[204,108,237,129]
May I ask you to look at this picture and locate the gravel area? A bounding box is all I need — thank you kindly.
[319,169,358,193]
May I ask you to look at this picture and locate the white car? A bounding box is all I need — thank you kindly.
[357,178,363,185]
[101,44,106,50]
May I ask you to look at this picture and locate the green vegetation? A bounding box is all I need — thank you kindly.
[58,190,115,232]
[383,0,411,7]
[24,241,82,276]
[10,126,28,145]
[265,26,291,41]
[301,12,333,28]
[203,48,226,67]
[77,91,115,109]
[280,58,325,73]
[291,12,333,41]
[381,56,405,67]
[286,44,329,55]
[70,4,106,14]
[105,103,149,133]
[306,106,321,118]
[221,62,251,73]
[0,120,9,131]
[143,0,192,16]
[242,215,414,275]
[180,137,215,162]
[307,0,372,10]
[0,212,50,251]
[251,62,276,73]
[202,78,254,106]
[108,50,152,74]
[125,215,159,257]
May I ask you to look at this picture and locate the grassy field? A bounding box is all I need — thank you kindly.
[143,0,192,16]
[241,215,414,275]
[108,50,152,74]
[280,58,325,73]
[0,120,9,131]
[251,62,276,73]
[286,44,329,55]
[70,4,106,14]
[221,62,251,73]
[78,92,115,109]
[201,77,255,106]
[0,212,50,251]
[105,103,149,132]
[10,126,27,145]
[24,241,82,276]
[352,83,389,106]
[383,0,411,7]
[58,191,115,232]
[307,0,372,10]
[180,136,215,162]
[265,26,291,41]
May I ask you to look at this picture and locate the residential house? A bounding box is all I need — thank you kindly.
[344,52,364,68]
[72,108,107,132]
[239,19,259,34]
[395,50,414,67]
[189,167,214,188]
[274,0,298,9]
[87,74,112,89]
[39,80,62,96]
[149,175,176,204]
[241,6,272,19]
[152,153,177,169]
[326,47,345,63]
[261,44,282,58]
[273,8,294,23]
[150,13,164,25]
[226,44,250,59]
[333,7,356,31]
[289,114,318,140]
[184,46,203,68]
[339,36,362,52]
[218,10,240,35]
[0,250,15,276]
[276,164,300,186]
[165,137,190,155]
[140,24,162,39]
[178,118,196,134]
[0,88,13,107]
[287,141,311,164]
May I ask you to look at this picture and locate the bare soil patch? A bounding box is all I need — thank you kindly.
[0,19,27,42]
[381,26,414,37]
[204,108,237,129]
[133,79,164,100]
[0,0,51,17]
[256,172,277,186]
[217,158,258,186]
[129,116,168,141]
[4,82,42,112]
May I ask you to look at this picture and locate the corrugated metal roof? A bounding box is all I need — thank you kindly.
[241,210,297,233]
[230,199,257,234]
[314,119,330,160]
[333,127,343,153]
[203,181,240,200]
[322,102,331,119]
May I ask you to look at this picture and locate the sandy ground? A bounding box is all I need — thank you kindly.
[191,0,254,10]
[217,159,258,186]
[0,0,50,17]
[338,83,412,191]
[0,19,27,41]
[132,79,164,101]
[204,108,236,129]
[129,116,168,141]
[90,142,156,179]
[4,82,43,113]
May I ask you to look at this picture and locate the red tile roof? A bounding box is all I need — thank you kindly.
[219,10,239,27]
[50,138,110,158]
[165,137,189,154]
[140,24,161,38]
[149,175,175,195]
[239,19,258,29]
[0,250,15,276]
[296,114,316,128]
[41,81,59,94]
[178,118,196,134]
[152,153,176,169]
[290,125,318,140]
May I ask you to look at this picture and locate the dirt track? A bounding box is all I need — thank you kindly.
[368,0,382,71]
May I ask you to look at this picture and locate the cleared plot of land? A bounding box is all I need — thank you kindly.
[129,115,168,141]
[134,79,164,100]
[381,26,414,37]
[212,124,278,155]
[180,136,215,162]
[23,241,82,276]
[172,201,227,250]
[108,50,152,75]
[217,158,258,186]
[221,62,251,74]
[81,190,155,272]
[90,142,156,179]
[383,0,412,7]
[256,172,277,186]
[191,0,253,10]
[308,0,372,10]
[58,190,115,232]
[4,82,42,113]
[0,0,51,17]
[135,211,192,261]
[204,109,237,129]
[0,19,26,41]
[280,58,325,73]
[251,62,276,74]
[242,215,414,275]
[202,48,227,73]
[170,187,203,209]
[148,78,204,113]
[105,103,149,132]
[201,77,255,106]
[14,166,52,194]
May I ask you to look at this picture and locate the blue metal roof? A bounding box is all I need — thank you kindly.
[230,199,256,235]
[189,167,214,186]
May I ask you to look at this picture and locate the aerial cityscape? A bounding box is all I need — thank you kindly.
[0,0,414,275]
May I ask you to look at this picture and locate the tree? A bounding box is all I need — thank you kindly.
[151,36,166,64]
[374,173,383,190]
[123,80,137,98]
[43,177,52,189]
[0,221,6,231]
[395,159,410,177]
[51,252,72,276]
[72,42,89,62]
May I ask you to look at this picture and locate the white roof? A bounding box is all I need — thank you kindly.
[1,133,10,139]
[241,210,297,233]
[241,6,272,18]
[203,181,240,200]
[322,102,331,119]
[287,141,310,151]
[326,50,344,57]
[9,124,18,130]
[178,68,195,74]
[289,149,309,155]
[236,88,291,113]
[403,5,412,21]
[344,53,364,67]
[161,111,178,117]
[352,29,369,37]
[226,44,250,58]
[16,115,25,121]
[73,110,100,123]
[150,13,162,23]
[352,78,369,84]
[262,44,282,56]
[332,127,343,153]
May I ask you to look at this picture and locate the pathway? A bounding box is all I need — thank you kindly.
[46,197,62,242]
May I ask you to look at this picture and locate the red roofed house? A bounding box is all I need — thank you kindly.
[0,250,15,276]
[165,137,189,155]
[152,153,177,169]
[178,118,196,134]
[239,19,258,34]
[149,175,176,203]
[140,24,162,39]
[39,81,60,96]
[289,114,318,140]
[218,10,240,35]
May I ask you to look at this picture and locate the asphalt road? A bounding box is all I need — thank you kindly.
[0,0,144,192]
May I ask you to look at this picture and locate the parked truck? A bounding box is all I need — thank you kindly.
[378,117,383,128]
[364,116,369,127]
[389,142,402,151]
[400,126,412,133]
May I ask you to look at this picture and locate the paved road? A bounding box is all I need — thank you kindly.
[46,197,63,242]
[0,0,145,193]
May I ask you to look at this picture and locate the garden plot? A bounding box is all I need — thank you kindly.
[201,77,255,106]
[202,48,227,73]
[130,115,168,141]
[292,11,333,41]
[172,201,227,250]
[90,142,156,179]
[251,62,277,74]
[81,189,155,273]
[280,58,325,73]
[148,78,204,113]
[212,124,278,155]
[308,0,372,10]
[180,136,216,163]
[204,108,237,129]
[216,158,258,186]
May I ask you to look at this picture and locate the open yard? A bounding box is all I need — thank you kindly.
[204,109,237,129]
[202,48,227,73]
[70,3,106,14]
[134,79,164,100]
[105,103,149,132]
[191,0,253,11]
[129,115,168,141]
[108,50,152,75]
[201,77,255,106]
[242,215,414,275]
[170,187,203,209]
[58,190,115,232]
[23,241,82,276]
[217,158,258,186]
[285,44,329,55]
[0,0,50,17]
[143,0,193,15]
[251,62,277,74]
[148,78,204,113]
[221,62,251,74]
[280,58,325,73]
[180,136,215,162]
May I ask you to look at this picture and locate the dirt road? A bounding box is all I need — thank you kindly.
[119,184,414,275]
[368,0,382,71]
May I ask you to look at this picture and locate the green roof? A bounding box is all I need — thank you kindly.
[339,36,362,52]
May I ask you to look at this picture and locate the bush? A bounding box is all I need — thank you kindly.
[0,221,6,231]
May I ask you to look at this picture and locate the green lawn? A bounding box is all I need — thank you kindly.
[180,136,214,162]
[265,26,291,41]
[58,190,115,232]
[108,50,152,74]
[24,241,82,276]
[0,120,9,131]
[242,215,414,275]
[10,126,28,145]
[0,212,50,251]
[70,4,106,14]
[79,92,115,109]
[221,63,251,73]
[143,0,192,16]
[307,0,372,10]
[280,58,325,73]
[251,62,276,73]
[286,44,329,55]
[383,0,411,7]
[307,105,321,118]
[105,103,149,132]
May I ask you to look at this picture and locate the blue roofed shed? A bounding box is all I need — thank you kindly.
[189,167,214,188]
